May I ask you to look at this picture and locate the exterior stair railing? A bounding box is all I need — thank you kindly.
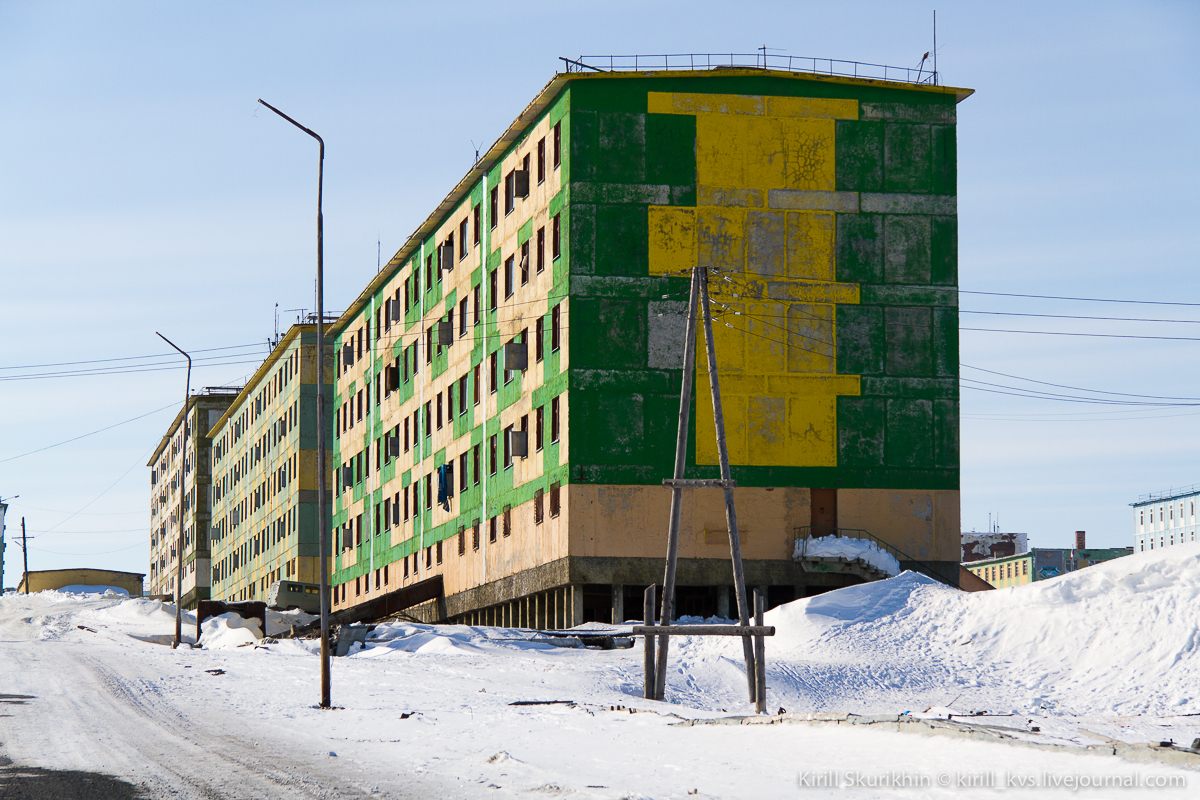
[793,526,956,587]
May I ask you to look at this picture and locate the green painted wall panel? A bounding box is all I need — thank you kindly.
[836,213,884,284]
[835,120,884,192]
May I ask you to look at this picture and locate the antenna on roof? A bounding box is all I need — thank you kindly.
[933,10,938,85]
[471,140,481,165]
[378,237,381,273]
[273,303,279,347]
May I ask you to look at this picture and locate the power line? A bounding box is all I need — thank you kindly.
[961,327,1200,342]
[0,342,265,371]
[0,403,178,464]
[961,290,1200,307]
[0,357,265,383]
[962,310,1200,325]
[960,379,1195,407]
[961,363,1200,401]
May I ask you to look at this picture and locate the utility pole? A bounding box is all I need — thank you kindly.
[21,517,29,594]
[157,332,191,649]
[698,268,756,702]
[655,267,757,704]
[257,98,332,710]
[654,268,701,699]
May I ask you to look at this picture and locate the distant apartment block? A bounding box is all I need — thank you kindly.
[1132,486,1200,552]
[326,63,972,626]
[965,531,1131,587]
[960,531,1027,563]
[148,390,236,607]
[207,325,332,603]
[964,551,1032,588]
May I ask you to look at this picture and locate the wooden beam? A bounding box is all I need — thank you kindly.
[633,625,775,637]
[660,479,738,489]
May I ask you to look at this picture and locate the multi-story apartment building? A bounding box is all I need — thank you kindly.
[964,551,1033,589]
[148,390,237,607]
[1132,486,1200,552]
[207,324,332,602]
[328,62,971,626]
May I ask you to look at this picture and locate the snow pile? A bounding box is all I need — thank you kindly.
[201,611,263,649]
[794,534,901,576]
[362,622,567,656]
[56,584,130,596]
[690,542,1200,717]
[265,607,317,637]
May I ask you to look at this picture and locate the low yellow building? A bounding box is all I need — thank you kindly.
[17,568,144,596]
[964,552,1033,589]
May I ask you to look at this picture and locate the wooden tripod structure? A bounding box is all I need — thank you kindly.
[644,266,766,712]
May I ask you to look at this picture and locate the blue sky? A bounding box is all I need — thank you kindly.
[1,1,1197,586]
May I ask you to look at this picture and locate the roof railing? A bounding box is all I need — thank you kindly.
[1135,484,1200,504]
[561,53,939,86]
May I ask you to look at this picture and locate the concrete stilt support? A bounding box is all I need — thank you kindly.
[717,585,730,619]
[612,583,624,624]
[571,584,583,628]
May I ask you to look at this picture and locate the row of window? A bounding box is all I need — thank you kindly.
[1138,500,1197,529]
[336,394,562,500]
[212,505,298,586]
[1139,530,1198,551]
[331,482,562,607]
[973,560,1028,583]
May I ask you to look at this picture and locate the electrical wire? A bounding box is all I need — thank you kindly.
[0,342,265,371]
[0,403,178,465]
[960,290,1200,307]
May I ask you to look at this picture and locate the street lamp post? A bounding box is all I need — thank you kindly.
[257,98,332,709]
[156,331,191,649]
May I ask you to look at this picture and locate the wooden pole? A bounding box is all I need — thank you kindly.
[698,268,757,702]
[21,518,29,594]
[643,585,657,699]
[754,589,767,714]
[655,267,702,701]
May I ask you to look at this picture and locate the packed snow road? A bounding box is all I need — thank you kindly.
[0,603,450,799]
[3,544,1200,798]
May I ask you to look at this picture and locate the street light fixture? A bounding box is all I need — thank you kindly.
[156,331,190,650]
[257,98,332,709]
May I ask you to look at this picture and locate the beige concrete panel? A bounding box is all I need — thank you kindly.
[568,484,811,563]
[837,488,961,562]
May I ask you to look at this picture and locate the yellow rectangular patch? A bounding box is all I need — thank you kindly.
[766,96,858,120]
[647,207,696,276]
[649,91,766,116]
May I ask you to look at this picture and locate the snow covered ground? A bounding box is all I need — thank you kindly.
[3,544,1200,798]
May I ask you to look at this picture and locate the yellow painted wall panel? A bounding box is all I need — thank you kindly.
[647,206,696,276]
[785,211,836,280]
[742,117,787,190]
[786,303,835,374]
[787,396,839,466]
[781,118,836,191]
[766,96,858,120]
[704,301,747,374]
[696,206,746,272]
[661,92,767,117]
[748,394,788,464]
[694,383,750,466]
[746,302,788,374]
[696,114,746,187]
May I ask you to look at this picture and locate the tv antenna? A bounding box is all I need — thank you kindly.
[757,45,784,69]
